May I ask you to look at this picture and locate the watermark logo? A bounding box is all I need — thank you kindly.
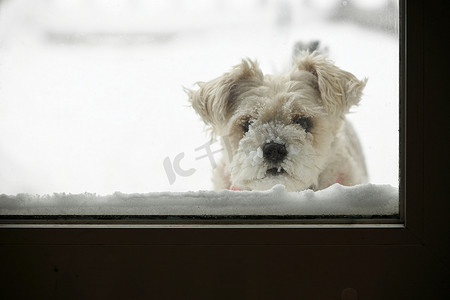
[163,136,233,185]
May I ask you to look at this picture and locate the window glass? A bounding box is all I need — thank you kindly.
[0,0,399,217]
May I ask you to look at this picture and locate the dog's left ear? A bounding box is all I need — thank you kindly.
[293,53,367,115]
[187,59,263,135]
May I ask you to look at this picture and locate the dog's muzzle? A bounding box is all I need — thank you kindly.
[263,142,287,164]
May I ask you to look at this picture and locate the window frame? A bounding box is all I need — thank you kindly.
[1,1,449,297]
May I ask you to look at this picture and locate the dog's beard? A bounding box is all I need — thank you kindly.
[229,121,320,192]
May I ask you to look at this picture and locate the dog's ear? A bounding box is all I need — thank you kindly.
[292,53,367,115]
[187,59,263,135]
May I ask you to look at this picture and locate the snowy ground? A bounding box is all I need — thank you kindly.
[0,183,398,216]
[0,0,399,201]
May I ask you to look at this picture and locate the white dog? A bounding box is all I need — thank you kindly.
[188,52,368,192]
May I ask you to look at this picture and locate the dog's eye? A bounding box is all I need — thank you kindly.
[295,117,312,132]
[242,119,252,133]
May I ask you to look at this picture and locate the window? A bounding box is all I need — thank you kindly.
[0,0,401,221]
[1,1,448,298]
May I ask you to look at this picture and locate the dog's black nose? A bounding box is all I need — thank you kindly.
[263,142,287,164]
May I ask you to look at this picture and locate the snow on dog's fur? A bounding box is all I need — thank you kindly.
[188,52,368,191]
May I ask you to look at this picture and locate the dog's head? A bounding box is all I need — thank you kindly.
[188,53,367,191]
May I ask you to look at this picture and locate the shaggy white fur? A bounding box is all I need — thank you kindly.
[188,52,368,192]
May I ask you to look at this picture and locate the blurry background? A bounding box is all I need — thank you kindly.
[0,0,399,194]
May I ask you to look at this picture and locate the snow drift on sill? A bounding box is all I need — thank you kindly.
[0,183,398,216]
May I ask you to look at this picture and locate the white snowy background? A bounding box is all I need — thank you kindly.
[0,0,399,212]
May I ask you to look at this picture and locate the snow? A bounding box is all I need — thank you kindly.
[0,0,399,216]
[0,183,398,216]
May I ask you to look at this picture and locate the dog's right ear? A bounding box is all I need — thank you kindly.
[187,59,263,135]
[293,52,367,115]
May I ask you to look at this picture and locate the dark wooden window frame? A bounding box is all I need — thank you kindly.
[1,1,449,298]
